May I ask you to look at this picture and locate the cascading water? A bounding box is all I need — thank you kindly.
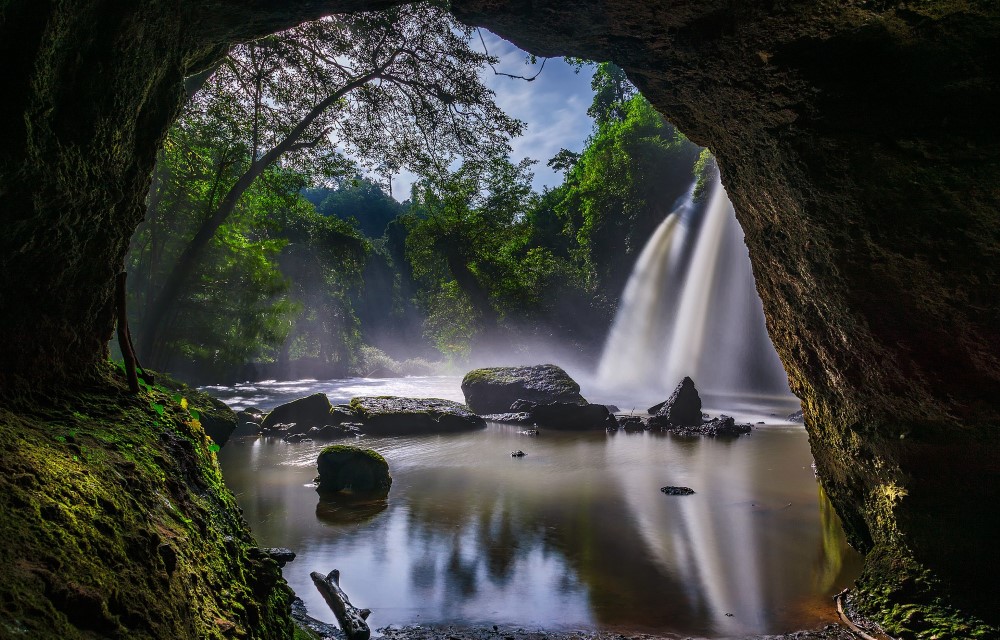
[597,175,791,403]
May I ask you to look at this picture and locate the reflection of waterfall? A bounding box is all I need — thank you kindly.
[597,175,791,400]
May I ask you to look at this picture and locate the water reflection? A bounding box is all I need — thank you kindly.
[219,425,860,637]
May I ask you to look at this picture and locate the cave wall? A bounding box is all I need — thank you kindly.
[1,0,998,637]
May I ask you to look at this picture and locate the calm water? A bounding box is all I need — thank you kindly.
[213,376,861,638]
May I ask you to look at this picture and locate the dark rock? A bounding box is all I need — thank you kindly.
[518,429,538,436]
[349,396,485,435]
[511,450,526,457]
[647,400,666,415]
[662,415,753,437]
[283,434,312,443]
[316,445,392,495]
[261,547,296,567]
[619,415,648,432]
[482,412,534,424]
[461,364,586,414]
[307,423,362,440]
[661,486,695,496]
[604,404,620,413]
[511,400,618,431]
[261,393,334,432]
[788,410,804,423]
[648,377,703,427]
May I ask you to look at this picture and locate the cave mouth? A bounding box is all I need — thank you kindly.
[1,1,998,638]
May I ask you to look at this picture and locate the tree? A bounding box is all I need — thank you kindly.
[137,2,523,365]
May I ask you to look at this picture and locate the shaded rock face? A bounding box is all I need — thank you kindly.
[648,377,703,427]
[349,396,486,435]
[461,364,586,414]
[509,399,618,431]
[2,0,998,635]
[316,445,392,494]
[260,393,335,431]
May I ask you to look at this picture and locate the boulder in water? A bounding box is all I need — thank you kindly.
[316,445,392,494]
[661,486,695,496]
[661,414,753,437]
[261,393,335,432]
[510,399,618,431]
[482,412,534,425]
[349,396,485,435]
[307,423,362,440]
[648,377,703,427]
[461,364,586,414]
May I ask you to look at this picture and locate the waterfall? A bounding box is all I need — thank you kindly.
[597,175,791,402]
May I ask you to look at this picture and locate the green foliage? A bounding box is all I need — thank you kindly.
[303,176,407,238]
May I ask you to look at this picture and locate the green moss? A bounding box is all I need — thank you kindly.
[316,445,391,494]
[319,444,387,465]
[0,362,293,638]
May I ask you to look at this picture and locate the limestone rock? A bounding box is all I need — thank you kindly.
[316,445,392,495]
[461,364,586,414]
[349,396,485,435]
[649,377,703,427]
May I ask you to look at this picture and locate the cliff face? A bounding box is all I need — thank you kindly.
[1,1,998,637]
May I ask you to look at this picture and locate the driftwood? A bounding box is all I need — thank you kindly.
[310,569,371,640]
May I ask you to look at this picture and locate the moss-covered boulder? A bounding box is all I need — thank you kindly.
[0,367,292,638]
[461,364,586,414]
[260,393,354,435]
[316,445,392,494]
[348,396,485,435]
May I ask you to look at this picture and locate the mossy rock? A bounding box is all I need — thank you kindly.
[348,396,485,435]
[461,364,586,414]
[316,445,392,495]
[153,371,238,447]
[0,364,292,638]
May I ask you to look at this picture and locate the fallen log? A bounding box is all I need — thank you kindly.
[310,569,371,640]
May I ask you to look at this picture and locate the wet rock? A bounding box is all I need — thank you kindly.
[663,415,753,437]
[316,445,392,495]
[510,399,618,431]
[618,415,648,432]
[349,396,485,435]
[461,364,586,414]
[661,486,695,495]
[511,450,526,457]
[283,433,312,444]
[788,409,804,423]
[307,423,362,440]
[262,547,296,567]
[604,404,620,413]
[648,377,703,427]
[517,429,538,436]
[234,409,263,436]
[482,412,534,424]
[261,393,334,432]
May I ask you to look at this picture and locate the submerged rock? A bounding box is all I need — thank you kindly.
[316,445,392,494]
[661,486,695,495]
[461,364,586,414]
[663,415,753,437]
[511,450,526,457]
[349,396,485,435]
[482,412,534,424]
[510,399,618,431]
[648,377,703,427]
[307,423,362,440]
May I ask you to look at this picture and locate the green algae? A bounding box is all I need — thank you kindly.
[0,363,293,639]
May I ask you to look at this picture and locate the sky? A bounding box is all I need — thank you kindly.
[388,31,598,200]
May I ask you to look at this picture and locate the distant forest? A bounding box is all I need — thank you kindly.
[124,6,709,383]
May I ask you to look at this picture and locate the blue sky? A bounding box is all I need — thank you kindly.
[389,31,598,199]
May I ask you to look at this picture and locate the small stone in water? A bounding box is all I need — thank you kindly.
[511,450,526,457]
[661,486,695,495]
